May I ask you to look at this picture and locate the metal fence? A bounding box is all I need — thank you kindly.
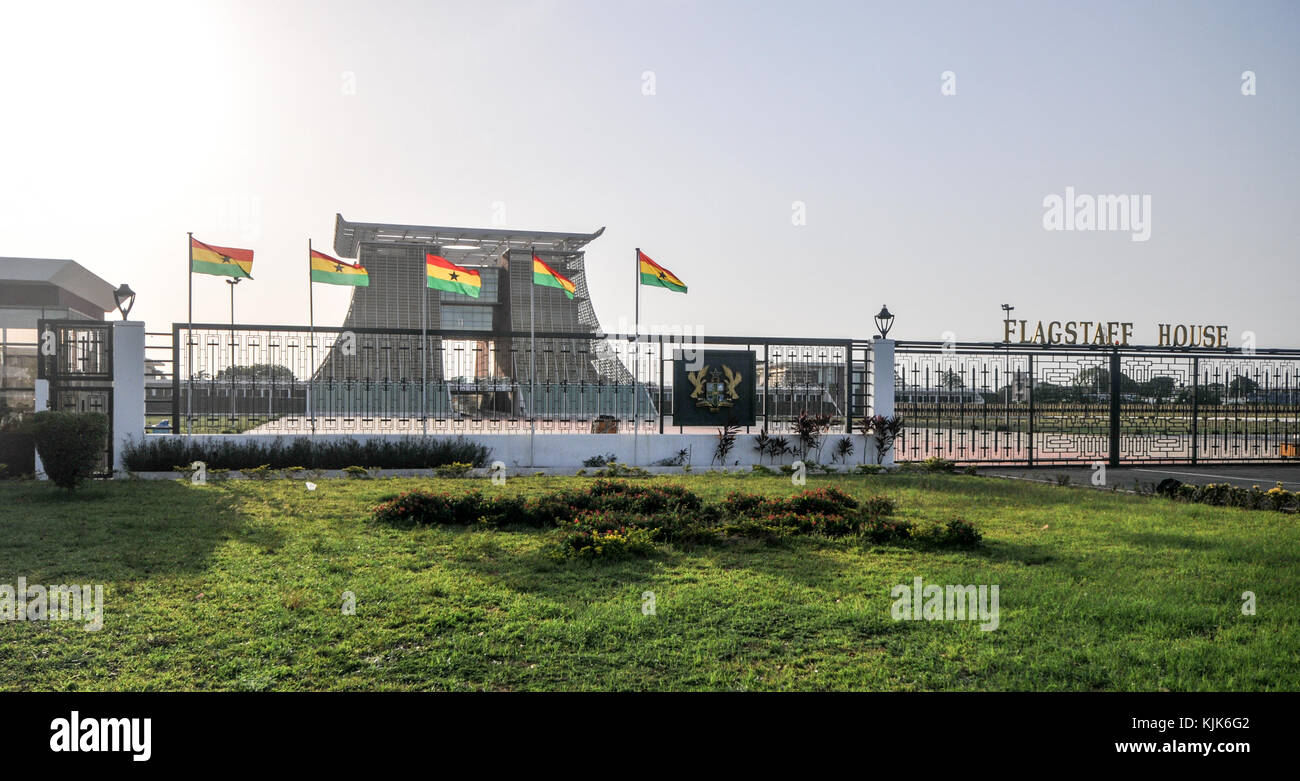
[166,323,864,436]
[893,341,1300,465]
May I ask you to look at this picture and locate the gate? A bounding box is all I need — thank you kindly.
[893,341,1300,466]
[36,319,114,473]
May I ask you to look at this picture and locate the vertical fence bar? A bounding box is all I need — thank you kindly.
[1027,354,1035,467]
[843,340,853,434]
[763,342,770,432]
[1108,350,1121,467]
[1191,356,1199,464]
[171,324,181,434]
[658,334,665,434]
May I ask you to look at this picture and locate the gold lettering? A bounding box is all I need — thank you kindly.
[1158,323,1171,346]
[1065,322,1077,344]
[1047,321,1061,343]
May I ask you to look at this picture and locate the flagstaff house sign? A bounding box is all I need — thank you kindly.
[1002,319,1232,348]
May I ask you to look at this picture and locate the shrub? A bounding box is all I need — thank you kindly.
[855,464,885,475]
[922,457,957,473]
[582,452,617,468]
[243,464,276,480]
[915,518,983,548]
[32,411,109,492]
[433,461,474,479]
[558,514,657,559]
[653,448,689,467]
[785,486,859,515]
[121,435,490,472]
[343,465,371,479]
[371,478,976,556]
[592,462,651,478]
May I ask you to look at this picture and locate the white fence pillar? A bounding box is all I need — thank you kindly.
[871,338,896,466]
[111,321,146,475]
[33,378,49,478]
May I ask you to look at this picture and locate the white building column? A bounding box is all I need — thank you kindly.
[111,320,146,475]
[871,338,896,466]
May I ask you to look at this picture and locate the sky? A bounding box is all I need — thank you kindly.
[1,0,1296,346]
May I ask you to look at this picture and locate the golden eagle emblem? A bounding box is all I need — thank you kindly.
[687,364,742,412]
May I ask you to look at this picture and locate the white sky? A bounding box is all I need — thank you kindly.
[1,0,1296,345]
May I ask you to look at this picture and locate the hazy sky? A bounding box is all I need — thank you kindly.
[1,0,1296,345]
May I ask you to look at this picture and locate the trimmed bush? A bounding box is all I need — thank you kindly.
[121,435,490,472]
[32,411,109,492]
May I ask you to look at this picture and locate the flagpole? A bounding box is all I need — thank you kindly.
[422,249,428,437]
[186,231,193,436]
[529,244,536,468]
[308,239,316,435]
[633,247,640,466]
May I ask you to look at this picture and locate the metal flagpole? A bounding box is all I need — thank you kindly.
[186,232,193,435]
[529,245,536,468]
[422,248,428,437]
[308,239,316,435]
[633,247,640,466]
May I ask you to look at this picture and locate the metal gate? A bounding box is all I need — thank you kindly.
[36,319,114,473]
[893,341,1300,466]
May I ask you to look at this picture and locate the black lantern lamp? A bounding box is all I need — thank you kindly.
[874,305,894,339]
[113,284,136,320]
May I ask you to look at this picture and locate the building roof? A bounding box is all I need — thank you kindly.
[333,213,605,263]
[0,257,117,313]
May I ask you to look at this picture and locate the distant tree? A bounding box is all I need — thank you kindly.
[1138,376,1176,402]
[215,363,295,383]
[1228,375,1258,400]
[938,369,965,390]
[1073,367,1138,394]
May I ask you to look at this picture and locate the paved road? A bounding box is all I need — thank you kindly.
[978,463,1300,491]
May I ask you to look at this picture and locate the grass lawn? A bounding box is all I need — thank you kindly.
[0,472,1296,691]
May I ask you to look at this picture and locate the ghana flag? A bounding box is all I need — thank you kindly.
[426,253,480,298]
[638,250,686,293]
[310,249,369,286]
[532,254,575,299]
[191,237,254,279]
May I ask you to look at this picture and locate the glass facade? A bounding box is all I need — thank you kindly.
[440,304,493,331]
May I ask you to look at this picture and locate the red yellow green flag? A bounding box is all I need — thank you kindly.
[532,254,575,299]
[191,237,254,279]
[426,254,481,298]
[637,250,686,293]
[310,249,369,287]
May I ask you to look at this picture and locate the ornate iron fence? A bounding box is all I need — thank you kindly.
[893,341,1300,465]
[168,323,859,436]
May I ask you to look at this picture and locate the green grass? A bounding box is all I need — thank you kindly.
[0,473,1296,691]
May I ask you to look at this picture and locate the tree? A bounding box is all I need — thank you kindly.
[938,369,965,390]
[1228,375,1258,400]
[1138,376,1176,402]
[214,363,296,383]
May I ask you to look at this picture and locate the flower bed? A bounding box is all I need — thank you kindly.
[371,479,982,558]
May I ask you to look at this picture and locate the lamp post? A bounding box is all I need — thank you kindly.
[112,284,136,320]
[873,305,894,340]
